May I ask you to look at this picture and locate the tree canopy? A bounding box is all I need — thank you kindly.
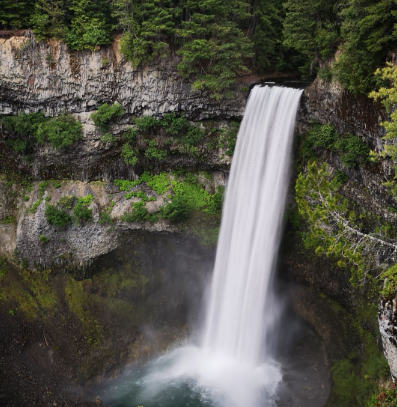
[1,0,397,94]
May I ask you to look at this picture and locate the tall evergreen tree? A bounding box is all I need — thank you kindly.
[112,0,178,67]
[176,0,252,98]
[31,0,66,41]
[334,0,397,93]
[251,0,285,72]
[0,0,34,29]
[65,0,113,50]
[282,0,338,74]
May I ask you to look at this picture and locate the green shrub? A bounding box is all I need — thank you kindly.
[73,202,92,223]
[91,103,124,129]
[121,202,157,223]
[1,112,45,137]
[38,181,48,197]
[144,140,167,161]
[114,179,140,191]
[335,135,370,168]
[302,123,370,167]
[45,204,72,228]
[77,195,93,206]
[58,195,75,209]
[121,143,138,166]
[2,112,46,155]
[39,235,50,244]
[163,195,192,223]
[140,172,171,195]
[30,199,42,213]
[72,196,93,223]
[36,114,82,149]
[98,211,113,225]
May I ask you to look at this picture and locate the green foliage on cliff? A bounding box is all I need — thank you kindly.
[2,112,82,152]
[73,195,93,223]
[116,171,223,239]
[45,204,72,228]
[296,162,397,286]
[91,103,124,130]
[302,123,371,168]
[369,63,397,161]
[35,114,82,149]
[120,113,206,167]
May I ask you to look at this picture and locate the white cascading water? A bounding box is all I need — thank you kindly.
[103,85,303,407]
[164,85,304,407]
[202,85,303,365]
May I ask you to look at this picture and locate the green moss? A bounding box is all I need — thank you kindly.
[0,267,58,320]
[64,277,103,346]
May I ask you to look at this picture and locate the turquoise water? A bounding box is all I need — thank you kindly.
[100,346,280,407]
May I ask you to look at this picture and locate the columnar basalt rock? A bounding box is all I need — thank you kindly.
[0,36,246,120]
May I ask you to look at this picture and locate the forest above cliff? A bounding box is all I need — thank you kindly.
[1,0,397,97]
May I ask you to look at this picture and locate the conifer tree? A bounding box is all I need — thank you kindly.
[0,0,34,29]
[282,0,338,74]
[31,0,66,40]
[65,0,112,50]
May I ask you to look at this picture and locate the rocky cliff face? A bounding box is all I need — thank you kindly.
[0,36,246,181]
[0,36,246,120]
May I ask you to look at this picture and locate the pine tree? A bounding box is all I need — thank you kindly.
[0,0,34,29]
[176,0,252,98]
[282,0,338,75]
[112,0,178,67]
[251,0,285,72]
[31,0,66,41]
[333,0,397,94]
[65,0,113,50]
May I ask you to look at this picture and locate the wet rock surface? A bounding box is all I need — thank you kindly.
[379,299,397,380]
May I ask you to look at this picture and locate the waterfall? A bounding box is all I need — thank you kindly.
[202,85,303,367]
[101,85,304,407]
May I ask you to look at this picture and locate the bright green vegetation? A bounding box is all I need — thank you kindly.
[370,64,397,163]
[3,0,395,94]
[296,162,397,286]
[44,194,93,226]
[39,235,50,244]
[1,112,82,155]
[116,171,223,245]
[35,114,82,149]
